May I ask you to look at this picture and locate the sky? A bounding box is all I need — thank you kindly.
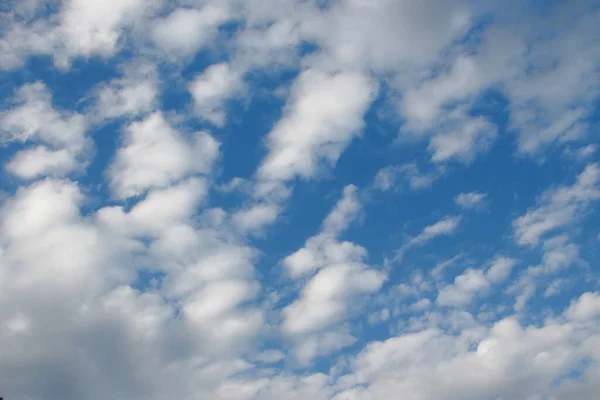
[1,0,600,399]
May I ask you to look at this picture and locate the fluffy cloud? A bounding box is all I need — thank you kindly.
[332,314,600,400]
[1,0,162,69]
[437,257,516,307]
[1,1,600,399]
[566,292,600,321]
[109,112,219,199]
[92,63,158,120]
[1,82,87,153]
[151,4,232,58]
[189,63,245,127]
[302,0,471,72]
[1,82,88,179]
[258,69,378,183]
[5,146,78,179]
[232,202,279,234]
[281,186,385,363]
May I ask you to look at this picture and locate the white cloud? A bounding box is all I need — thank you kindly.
[249,67,377,230]
[123,178,209,236]
[374,163,441,192]
[437,268,490,307]
[293,329,357,366]
[333,315,599,400]
[455,191,487,210]
[3,313,31,335]
[436,256,515,307]
[409,216,462,247]
[498,5,600,154]
[0,18,56,70]
[410,298,432,312]
[189,62,245,127]
[258,69,378,183]
[0,175,267,399]
[0,179,123,293]
[302,0,471,72]
[537,235,580,274]
[431,253,466,279]
[93,63,158,120]
[233,12,304,70]
[401,56,482,127]
[5,146,78,179]
[183,279,259,325]
[1,82,87,153]
[577,144,597,159]
[55,0,163,67]
[373,165,399,192]
[508,235,580,312]
[565,292,600,321]
[363,1,600,160]
[232,202,279,234]
[255,350,285,364]
[486,257,517,284]
[2,1,600,399]
[283,263,384,336]
[9,0,46,19]
[280,186,385,363]
[321,185,361,235]
[284,238,367,280]
[109,112,219,199]
[283,185,365,279]
[151,5,232,58]
[389,216,461,266]
[428,109,497,164]
[0,0,163,69]
[513,163,600,246]
[2,179,82,240]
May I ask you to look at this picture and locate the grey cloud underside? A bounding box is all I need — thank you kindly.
[1,0,600,399]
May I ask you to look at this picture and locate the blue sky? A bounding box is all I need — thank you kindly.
[1,1,600,399]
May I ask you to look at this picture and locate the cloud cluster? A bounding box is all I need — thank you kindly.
[1,1,600,399]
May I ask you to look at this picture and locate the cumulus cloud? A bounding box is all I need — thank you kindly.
[5,146,78,179]
[302,0,471,72]
[1,0,162,69]
[508,234,581,312]
[93,62,159,121]
[232,202,279,234]
[189,62,245,127]
[436,257,516,307]
[281,185,385,363]
[258,69,378,183]
[109,112,219,199]
[486,257,517,284]
[566,292,600,321]
[2,1,600,399]
[1,82,88,179]
[333,315,600,400]
[1,82,87,153]
[151,4,232,59]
